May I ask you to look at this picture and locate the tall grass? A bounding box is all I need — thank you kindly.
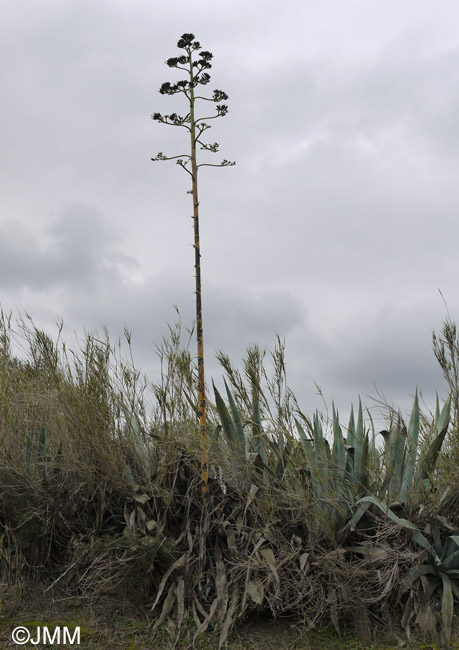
[0,309,458,647]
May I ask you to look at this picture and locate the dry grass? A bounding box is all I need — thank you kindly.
[0,310,458,648]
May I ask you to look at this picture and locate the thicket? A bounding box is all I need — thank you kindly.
[0,310,459,648]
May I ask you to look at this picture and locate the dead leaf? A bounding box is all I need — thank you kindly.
[246,578,265,605]
[133,493,150,504]
[299,552,310,572]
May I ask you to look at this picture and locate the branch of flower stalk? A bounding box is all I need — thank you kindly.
[198,142,219,153]
[195,111,227,123]
[197,160,236,168]
[152,113,191,129]
[151,153,191,162]
[176,160,193,176]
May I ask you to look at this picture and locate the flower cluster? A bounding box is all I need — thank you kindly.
[177,33,200,50]
[152,33,235,172]
[213,89,228,102]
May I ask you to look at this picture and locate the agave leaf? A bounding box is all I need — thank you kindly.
[399,390,420,503]
[296,415,331,524]
[442,535,459,562]
[431,518,444,559]
[404,564,437,586]
[353,398,365,472]
[424,575,443,601]
[356,496,441,561]
[386,425,406,500]
[350,503,370,528]
[356,496,418,529]
[213,381,237,448]
[294,417,313,455]
[224,379,246,453]
[269,440,287,479]
[313,412,326,455]
[399,564,437,598]
[313,414,339,525]
[366,408,379,468]
[440,536,459,571]
[346,406,356,450]
[125,408,141,439]
[421,394,451,480]
[411,530,438,560]
[332,405,346,493]
[435,392,440,425]
[356,434,370,494]
[436,394,451,440]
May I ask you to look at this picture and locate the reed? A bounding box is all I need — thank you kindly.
[0,309,458,648]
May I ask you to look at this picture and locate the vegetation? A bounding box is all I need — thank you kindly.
[0,309,459,648]
[151,33,235,496]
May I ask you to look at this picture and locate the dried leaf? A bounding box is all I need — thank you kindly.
[128,509,136,532]
[193,595,220,639]
[261,548,280,590]
[329,587,339,634]
[299,552,310,572]
[133,493,150,504]
[152,582,176,631]
[175,576,185,631]
[441,572,453,648]
[236,516,243,537]
[246,578,265,605]
[192,599,202,629]
[226,525,236,553]
[194,594,207,620]
[252,536,266,555]
[401,595,414,641]
[215,559,228,623]
[219,586,239,649]
[245,484,259,510]
[151,554,186,612]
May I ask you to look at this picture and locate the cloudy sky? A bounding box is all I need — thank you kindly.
[1,0,458,425]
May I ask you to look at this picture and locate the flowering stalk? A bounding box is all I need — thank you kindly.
[152,33,235,497]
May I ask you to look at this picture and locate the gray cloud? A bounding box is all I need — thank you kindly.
[1,0,458,424]
[0,203,138,291]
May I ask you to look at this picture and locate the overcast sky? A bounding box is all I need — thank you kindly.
[1,0,458,427]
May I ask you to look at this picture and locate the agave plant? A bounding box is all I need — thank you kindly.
[212,378,270,473]
[345,496,459,648]
[379,390,451,504]
[293,399,378,540]
[344,394,454,644]
[349,391,450,527]
[399,517,459,648]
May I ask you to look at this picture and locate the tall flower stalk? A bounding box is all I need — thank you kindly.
[151,33,235,496]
